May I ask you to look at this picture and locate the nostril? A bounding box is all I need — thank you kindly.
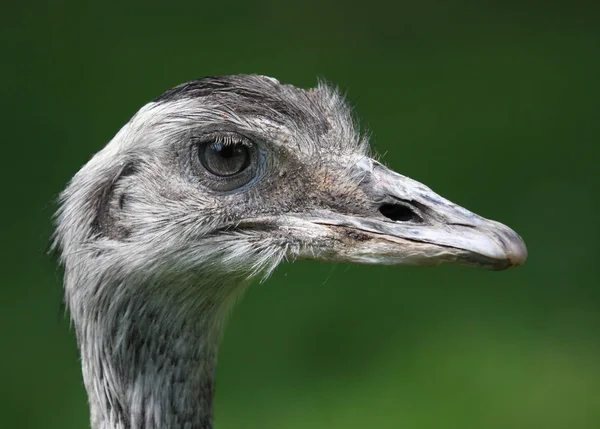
[379,203,420,222]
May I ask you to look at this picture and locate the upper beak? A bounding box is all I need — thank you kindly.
[296,158,527,270]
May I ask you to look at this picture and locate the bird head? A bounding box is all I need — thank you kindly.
[55,75,527,290]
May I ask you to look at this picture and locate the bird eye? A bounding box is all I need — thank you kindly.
[199,141,250,177]
[190,133,260,192]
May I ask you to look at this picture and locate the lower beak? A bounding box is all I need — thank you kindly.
[307,213,527,270]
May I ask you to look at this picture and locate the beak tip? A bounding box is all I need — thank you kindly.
[483,220,528,269]
[507,237,528,267]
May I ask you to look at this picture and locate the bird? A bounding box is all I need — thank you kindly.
[53,74,527,429]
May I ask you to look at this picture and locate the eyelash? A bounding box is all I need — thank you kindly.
[199,132,253,148]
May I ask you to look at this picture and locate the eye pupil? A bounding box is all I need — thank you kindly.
[200,142,250,177]
[217,144,234,158]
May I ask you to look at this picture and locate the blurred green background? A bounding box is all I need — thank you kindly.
[2,1,599,428]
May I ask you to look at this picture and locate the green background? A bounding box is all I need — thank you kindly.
[3,1,599,428]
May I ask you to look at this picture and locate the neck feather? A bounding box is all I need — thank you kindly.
[71,274,244,429]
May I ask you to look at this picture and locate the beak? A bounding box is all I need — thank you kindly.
[293,158,527,270]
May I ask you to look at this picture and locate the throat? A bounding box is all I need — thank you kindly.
[76,280,235,429]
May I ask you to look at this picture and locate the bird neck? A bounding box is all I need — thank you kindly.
[75,276,243,429]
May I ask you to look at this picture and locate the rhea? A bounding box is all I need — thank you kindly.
[54,75,527,429]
